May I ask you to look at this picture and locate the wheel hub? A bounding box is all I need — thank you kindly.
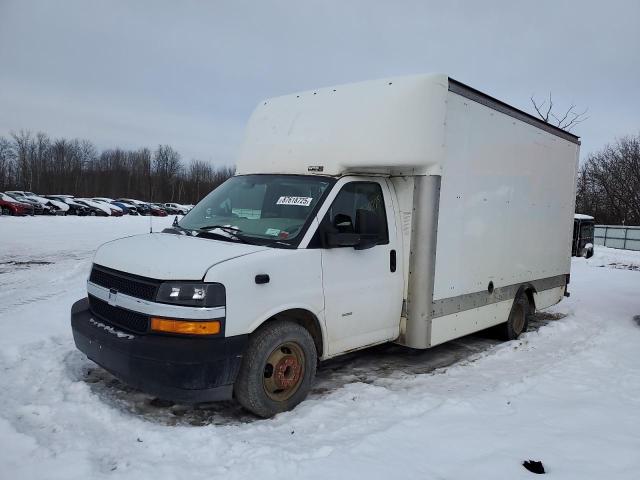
[273,356,301,389]
[263,341,305,401]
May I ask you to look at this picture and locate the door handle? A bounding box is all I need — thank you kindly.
[390,249,397,272]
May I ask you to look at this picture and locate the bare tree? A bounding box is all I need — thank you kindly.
[11,130,35,189]
[576,133,640,225]
[153,145,182,201]
[1,129,234,202]
[530,93,589,131]
[0,136,15,190]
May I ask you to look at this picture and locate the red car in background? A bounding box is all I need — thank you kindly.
[149,204,168,216]
[1,193,35,216]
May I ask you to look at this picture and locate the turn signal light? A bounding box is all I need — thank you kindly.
[150,318,221,335]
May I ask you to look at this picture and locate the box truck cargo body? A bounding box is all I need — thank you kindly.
[71,74,580,417]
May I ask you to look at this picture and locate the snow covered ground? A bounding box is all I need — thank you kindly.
[1,216,639,479]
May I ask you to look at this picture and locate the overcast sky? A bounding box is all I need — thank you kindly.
[1,0,638,166]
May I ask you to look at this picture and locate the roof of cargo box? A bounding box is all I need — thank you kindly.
[236,74,580,176]
[448,78,580,145]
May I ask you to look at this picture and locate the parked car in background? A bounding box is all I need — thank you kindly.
[1,192,35,216]
[148,203,168,217]
[80,198,123,216]
[116,198,151,215]
[92,199,124,216]
[92,198,122,214]
[91,198,128,215]
[72,199,110,216]
[4,192,45,214]
[46,195,89,216]
[154,203,176,214]
[573,214,595,258]
[163,203,191,214]
[5,191,69,215]
[24,191,70,214]
[111,201,138,215]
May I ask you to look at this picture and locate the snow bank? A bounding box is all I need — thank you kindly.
[1,218,639,479]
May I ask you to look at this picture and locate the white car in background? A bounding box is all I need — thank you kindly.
[75,198,117,216]
[164,202,191,214]
[46,195,91,216]
[91,198,123,214]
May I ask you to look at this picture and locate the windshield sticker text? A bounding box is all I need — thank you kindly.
[276,196,312,206]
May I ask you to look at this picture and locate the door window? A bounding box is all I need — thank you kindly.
[323,182,389,245]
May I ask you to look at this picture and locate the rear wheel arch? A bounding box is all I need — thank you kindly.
[495,285,535,341]
[515,283,537,314]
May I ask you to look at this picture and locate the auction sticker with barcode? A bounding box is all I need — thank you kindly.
[276,196,313,206]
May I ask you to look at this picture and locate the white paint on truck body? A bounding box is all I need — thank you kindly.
[237,74,449,177]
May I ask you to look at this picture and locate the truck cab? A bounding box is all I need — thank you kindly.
[572,214,595,258]
[71,74,580,417]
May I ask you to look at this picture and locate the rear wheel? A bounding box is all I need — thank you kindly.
[498,294,530,340]
[234,320,317,418]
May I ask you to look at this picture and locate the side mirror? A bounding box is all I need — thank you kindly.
[353,209,381,250]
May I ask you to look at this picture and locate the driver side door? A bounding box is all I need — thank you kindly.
[318,179,403,356]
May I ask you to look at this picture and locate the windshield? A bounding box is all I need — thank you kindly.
[580,222,594,239]
[1,193,17,202]
[179,175,334,245]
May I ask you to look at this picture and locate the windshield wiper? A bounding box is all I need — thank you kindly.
[196,225,257,245]
[199,225,242,233]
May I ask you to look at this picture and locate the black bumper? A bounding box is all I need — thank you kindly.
[71,298,247,403]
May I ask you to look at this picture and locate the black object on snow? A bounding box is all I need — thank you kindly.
[523,460,545,474]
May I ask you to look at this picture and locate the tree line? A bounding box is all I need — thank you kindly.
[576,133,640,225]
[2,128,638,225]
[0,131,234,203]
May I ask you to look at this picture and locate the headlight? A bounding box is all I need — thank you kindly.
[156,282,225,307]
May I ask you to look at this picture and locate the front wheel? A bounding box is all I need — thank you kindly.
[234,320,317,418]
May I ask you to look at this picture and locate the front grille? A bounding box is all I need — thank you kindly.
[90,265,160,301]
[88,295,149,334]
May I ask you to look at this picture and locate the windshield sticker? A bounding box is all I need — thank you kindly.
[265,228,281,236]
[276,196,313,206]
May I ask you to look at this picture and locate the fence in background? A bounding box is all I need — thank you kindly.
[594,225,640,251]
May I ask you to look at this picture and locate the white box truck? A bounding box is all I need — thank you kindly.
[71,74,580,417]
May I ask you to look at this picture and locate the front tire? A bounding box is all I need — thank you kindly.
[234,320,317,418]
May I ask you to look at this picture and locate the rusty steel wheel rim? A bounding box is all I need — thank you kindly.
[263,341,305,402]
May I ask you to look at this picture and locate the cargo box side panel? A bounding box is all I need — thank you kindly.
[432,90,579,305]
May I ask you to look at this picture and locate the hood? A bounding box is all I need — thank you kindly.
[93,232,269,280]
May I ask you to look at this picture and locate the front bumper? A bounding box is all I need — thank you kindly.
[70,298,247,403]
